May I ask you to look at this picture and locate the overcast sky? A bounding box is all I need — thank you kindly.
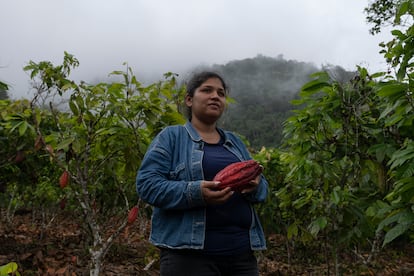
[1,0,393,99]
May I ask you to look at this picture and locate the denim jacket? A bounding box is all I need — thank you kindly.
[136,121,268,250]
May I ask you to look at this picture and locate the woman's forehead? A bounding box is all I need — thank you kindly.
[199,78,224,88]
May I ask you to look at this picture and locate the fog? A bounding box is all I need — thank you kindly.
[1,0,393,99]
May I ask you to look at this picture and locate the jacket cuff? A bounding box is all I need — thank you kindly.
[187,181,204,207]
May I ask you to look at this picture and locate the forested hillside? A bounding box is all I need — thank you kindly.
[194,54,356,149]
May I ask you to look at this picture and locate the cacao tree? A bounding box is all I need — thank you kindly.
[22,52,185,275]
[271,1,414,272]
[279,68,389,272]
[370,0,414,247]
[0,98,61,227]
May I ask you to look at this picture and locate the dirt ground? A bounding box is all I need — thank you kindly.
[1,211,414,275]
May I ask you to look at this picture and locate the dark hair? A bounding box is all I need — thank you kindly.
[185,71,228,119]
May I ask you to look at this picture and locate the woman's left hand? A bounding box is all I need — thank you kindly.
[240,174,261,194]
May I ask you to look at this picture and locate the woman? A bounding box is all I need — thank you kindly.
[136,71,268,276]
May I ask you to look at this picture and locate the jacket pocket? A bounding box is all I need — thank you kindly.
[169,163,186,180]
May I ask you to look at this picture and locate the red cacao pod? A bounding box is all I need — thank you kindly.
[59,170,69,188]
[60,197,67,210]
[71,255,77,265]
[213,160,263,191]
[127,206,139,224]
[14,150,25,163]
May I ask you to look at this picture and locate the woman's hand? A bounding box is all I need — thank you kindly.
[201,181,234,205]
[240,174,261,194]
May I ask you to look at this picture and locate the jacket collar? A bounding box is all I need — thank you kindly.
[184,120,202,142]
[184,120,233,146]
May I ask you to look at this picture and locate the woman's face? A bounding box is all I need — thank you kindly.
[185,77,226,124]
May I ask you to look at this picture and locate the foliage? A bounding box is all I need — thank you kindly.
[0,99,61,224]
[0,88,9,100]
[264,3,414,267]
[253,147,286,234]
[372,0,414,246]
[0,80,8,92]
[0,52,186,275]
[365,0,399,34]
[0,262,20,276]
[0,74,8,99]
[278,68,387,264]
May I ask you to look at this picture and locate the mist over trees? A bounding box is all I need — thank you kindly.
[0,88,8,100]
[0,81,9,100]
[2,52,356,149]
[192,54,356,149]
[72,53,356,149]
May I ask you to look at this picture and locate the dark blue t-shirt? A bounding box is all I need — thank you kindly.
[202,139,252,255]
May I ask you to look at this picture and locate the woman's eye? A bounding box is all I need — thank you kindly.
[199,87,226,97]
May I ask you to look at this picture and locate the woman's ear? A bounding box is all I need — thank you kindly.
[185,95,193,107]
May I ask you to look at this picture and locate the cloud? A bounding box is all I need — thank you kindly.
[0,0,393,99]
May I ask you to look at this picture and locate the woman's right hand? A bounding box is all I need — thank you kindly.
[201,181,234,205]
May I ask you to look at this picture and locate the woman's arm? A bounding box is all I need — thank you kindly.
[136,130,205,210]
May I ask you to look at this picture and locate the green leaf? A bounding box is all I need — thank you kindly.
[331,186,341,205]
[390,29,406,40]
[0,262,20,276]
[377,211,400,232]
[301,79,331,93]
[56,137,75,151]
[309,216,328,237]
[18,121,28,136]
[9,121,23,134]
[0,81,8,91]
[13,120,34,137]
[384,110,405,127]
[370,71,387,78]
[388,144,414,169]
[287,223,298,239]
[69,100,79,116]
[62,81,75,91]
[368,143,395,163]
[383,223,411,246]
[377,210,414,240]
[377,82,407,98]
